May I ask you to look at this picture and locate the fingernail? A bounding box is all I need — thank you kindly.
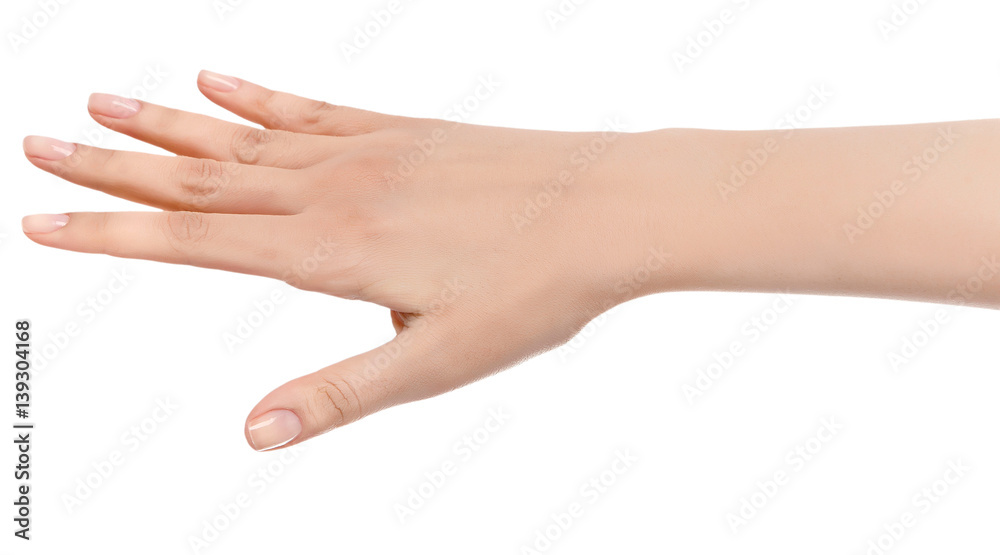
[247,409,301,451]
[88,93,141,118]
[23,136,76,161]
[22,214,69,234]
[199,70,240,92]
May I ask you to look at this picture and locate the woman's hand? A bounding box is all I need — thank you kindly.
[31,72,996,452]
[22,71,675,451]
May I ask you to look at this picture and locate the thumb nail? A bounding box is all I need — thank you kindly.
[247,409,301,451]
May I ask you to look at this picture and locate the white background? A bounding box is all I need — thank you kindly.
[2,0,999,553]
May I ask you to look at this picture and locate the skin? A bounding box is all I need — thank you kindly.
[21,71,1000,451]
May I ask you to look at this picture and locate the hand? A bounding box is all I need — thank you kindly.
[22,71,673,451]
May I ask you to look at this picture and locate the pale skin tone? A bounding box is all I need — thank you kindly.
[21,71,1000,450]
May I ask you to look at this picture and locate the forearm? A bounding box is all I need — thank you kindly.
[624,120,1000,308]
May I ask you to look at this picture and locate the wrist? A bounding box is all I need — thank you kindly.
[592,128,718,303]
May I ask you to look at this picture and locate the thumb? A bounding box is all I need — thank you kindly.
[243,321,447,451]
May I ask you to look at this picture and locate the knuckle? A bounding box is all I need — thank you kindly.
[257,90,299,129]
[94,148,121,174]
[57,147,87,175]
[230,126,273,165]
[164,211,211,249]
[311,376,362,428]
[93,213,116,255]
[255,89,278,118]
[268,105,297,130]
[73,147,122,176]
[299,99,336,127]
[178,158,228,209]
